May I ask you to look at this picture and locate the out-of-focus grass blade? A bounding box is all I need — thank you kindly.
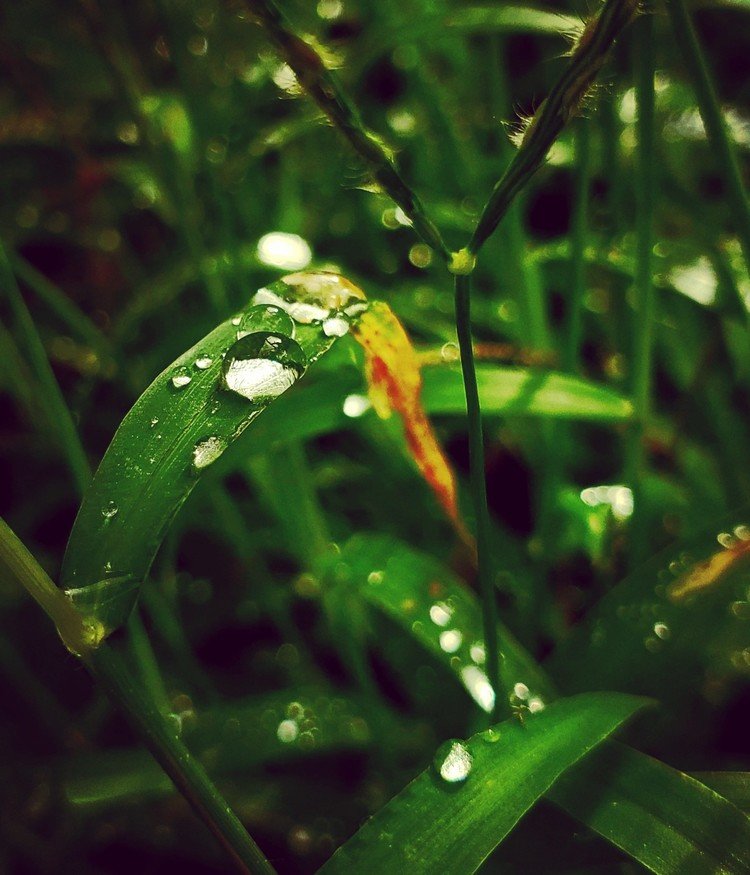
[546,515,750,709]
[64,686,377,806]
[447,6,581,36]
[61,272,368,638]
[691,772,750,813]
[325,533,554,714]
[548,744,750,875]
[319,693,647,874]
[423,366,633,421]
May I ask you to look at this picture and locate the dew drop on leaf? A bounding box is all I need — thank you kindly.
[322,315,350,337]
[171,366,192,388]
[221,331,307,403]
[237,304,295,339]
[101,500,119,519]
[192,436,227,471]
[194,354,213,370]
[433,739,473,784]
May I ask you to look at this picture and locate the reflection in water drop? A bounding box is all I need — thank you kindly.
[460,665,495,713]
[101,501,119,519]
[194,355,213,370]
[433,739,473,783]
[322,316,349,337]
[237,304,295,340]
[192,436,227,470]
[171,366,192,388]
[221,332,306,402]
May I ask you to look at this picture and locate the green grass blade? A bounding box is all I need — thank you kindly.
[447,5,582,36]
[691,773,750,813]
[61,272,368,638]
[319,692,647,874]
[548,743,750,875]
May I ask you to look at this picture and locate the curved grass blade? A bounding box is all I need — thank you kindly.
[548,743,750,875]
[319,692,647,874]
[691,773,750,813]
[61,271,368,639]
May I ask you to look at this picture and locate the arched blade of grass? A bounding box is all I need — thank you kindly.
[319,692,647,874]
[61,272,369,640]
[548,744,750,874]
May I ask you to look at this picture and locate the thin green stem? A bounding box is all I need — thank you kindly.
[127,609,170,714]
[667,0,750,280]
[565,120,592,373]
[0,242,91,497]
[453,273,504,723]
[248,0,449,262]
[0,517,275,875]
[470,0,637,256]
[626,9,656,568]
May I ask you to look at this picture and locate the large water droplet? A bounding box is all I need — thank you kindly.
[439,629,463,653]
[192,436,227,470]
[253,271,366,325]
[433,739,473,784]
[237,304,295,339]
[221,332,306,403]
[171,366,192,388]
[322,316,349,337]
[101,500,119,519]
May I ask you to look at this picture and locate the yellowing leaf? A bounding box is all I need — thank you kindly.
[352,302,467,540]
[667,536,750,602]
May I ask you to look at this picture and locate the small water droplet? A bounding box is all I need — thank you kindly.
[237,304,295,339]
[469,641,486,664]
[433,739,473,783]
[150,417,159,428]
[460,665,495,713]
[277,719,299,743]
[429,602,453,627]
[221,332,306,402]
[171,366,192,388]
[717,531,735,549]
[653,621,671,639]
[342,393,371,418]
[194,354,213,370]
[527,695,545,714]
[481,727,501,743]
[231,315,242,326]
[439,629,463,653]
[322,316,349,337]
[101,500,119,519]
[367,570,384,584]
[513,682,530,701]
[730,600,750,620]
[192,436,227,470]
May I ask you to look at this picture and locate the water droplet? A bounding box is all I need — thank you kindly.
[481,727,501,743]
[433,739,473,784]
[171,366,192,388]
[253,272,366,325]
[460,665,495,713]
[277,719,299,743]
[194,354,213,370]
[439,629,463,653]
[513,682,530,701]
[429,602,453,627]
[730,600,750,620]
[322,316,349,337]
[470,641,486,664]
[256,232,312,271]
[150,417,159,428]
[221,332,306,402]
[653,621,671,639]
[734,524,750,541]
[237,304,295,340]
[192,436,227,470]
[527,696,545,714]
[342,393,371,418]
[717,531,735,549]
[231,315,242,326]
[101,500,119,519]
[367,570,384,584]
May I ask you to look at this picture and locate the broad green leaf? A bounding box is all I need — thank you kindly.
[60,272,368,638]
[548,744,750,875]
[319,692,647,874]
[423,365,633,422]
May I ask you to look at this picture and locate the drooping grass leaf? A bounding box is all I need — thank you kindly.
[548,743,750,875]
[691,772,750,813]
[60,272,368,639]
[319,692,647,874]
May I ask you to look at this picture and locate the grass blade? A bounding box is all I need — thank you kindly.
[61,271,368,638]
[319,692,647,874]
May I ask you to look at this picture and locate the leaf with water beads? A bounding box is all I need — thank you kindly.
[60,272,368,640]
[319,692,647,874]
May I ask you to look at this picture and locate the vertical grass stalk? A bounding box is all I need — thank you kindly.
[667,0,750,279]
[453,272,504,723]
[565,120,592,373]
[627,9,656,568]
